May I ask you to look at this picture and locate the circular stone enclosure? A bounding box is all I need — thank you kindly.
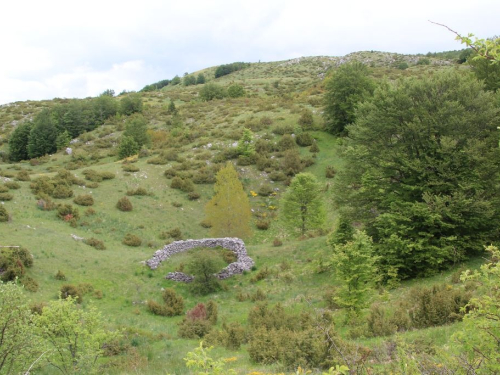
[145,237,254,281]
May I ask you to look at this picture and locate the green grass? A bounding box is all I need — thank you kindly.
[0,50,480,374]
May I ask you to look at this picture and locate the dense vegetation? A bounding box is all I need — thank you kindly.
[0,47,499,374]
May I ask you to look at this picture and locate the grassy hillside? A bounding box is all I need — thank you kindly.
[0,50,488,374]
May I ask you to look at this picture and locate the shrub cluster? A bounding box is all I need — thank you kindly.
[82,169,115,182]
[84,237,106,250]
[178,301,218,339]
[0,247,33,282]
[116,196,133,211]
[122,233,142,247]
[126,187,148,196]
[73,194,94,206]
[147,288,185,317]
[366,283,471,337]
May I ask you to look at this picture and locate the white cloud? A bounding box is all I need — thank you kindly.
[1,0,499,104]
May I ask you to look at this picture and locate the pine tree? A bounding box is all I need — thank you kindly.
[205,162,251,239]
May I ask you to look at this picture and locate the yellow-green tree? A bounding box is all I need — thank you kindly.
[205,162,251,239]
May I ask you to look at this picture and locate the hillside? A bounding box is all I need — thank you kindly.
[1,50,496,374]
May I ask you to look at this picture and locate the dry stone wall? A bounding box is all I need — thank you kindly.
[145,238,254,281]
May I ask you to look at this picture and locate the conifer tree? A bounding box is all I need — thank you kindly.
[205,162,251,238]
[281,173,326,236]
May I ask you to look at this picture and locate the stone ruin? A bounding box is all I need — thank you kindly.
[145,237,254,282]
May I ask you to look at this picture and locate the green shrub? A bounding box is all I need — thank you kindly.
[116,196,133,211]
[122,233,142,247]
[55,270,66,280]
[187,251,223,295]
[187,191,200,200]
[0,193,13,201]
[84,237,106,250]
[298,109,314,129]
[325,165,336,178]
[221,249,237,264]
[272,124,294,135]
[256,220,270,230]
[16,170,31,181]
[408,284,471,328]
[295,132,314,147]
[126,187,148,196]
[122,164,139,172]
[273,238,283,247]
[147,300,170,316]
[178,303,216,339]
[0,185,8,193]
[60,284,83,303]
[277,134,297,151]
[205,321,246,350]
[74,194,94,206]
[250,267,270,283]
[100,171,115,180]
[227,84,245,98]
[366,304,397,337]
[51,184,73,199]
[281,149,303,176]
[4,181,21,189]
[22,277,39,292]
[167,227,182,241]
[162,288,185,316]
[82,169,103,182]
[309,141,319,153]
[258,184,274,196]
[56,204,80,221]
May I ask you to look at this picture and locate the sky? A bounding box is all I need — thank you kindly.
[1,0,499,105]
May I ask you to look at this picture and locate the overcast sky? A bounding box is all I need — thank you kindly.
[1,0,498,105]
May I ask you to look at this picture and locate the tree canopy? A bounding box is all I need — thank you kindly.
[323,61,375,135]
[281,172,326,236]
[334,71,500,279]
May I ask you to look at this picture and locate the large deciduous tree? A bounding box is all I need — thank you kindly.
[281,172,326,236]
[8,121,32,161]
[205,162,251,238]
[27,109,58,158]
[323,61,375,135]
[335,71,500,279]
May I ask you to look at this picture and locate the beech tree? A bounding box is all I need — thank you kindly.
[205,162,251,238]
[27,109,58,158]
[281,173,326,236]
[335,71,500,279]
[8,121,32,161]
[323,61,375,135]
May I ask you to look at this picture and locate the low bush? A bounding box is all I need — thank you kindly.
[162,288,185,316]
[408,284,471,328]
[258,184,274,196]
[55,270,66,280]
[22,277,39,292]
[272,124,295,135]
[56,204,80,221]
[126,187,148,196]
[82,169,103,182]
[187,191,200,200]
[277,134,297,151]
[0,193,13,201]
[295,132,314,147]
[74,194,94,206]
[84,237,106,250]
[0,185,8,193]
[122,233,142,247]
[256,220,270,230]
[122,164,140,172]
[178,302,218,339]
[60,284,83,303]
[16,170,31,181]
[325,165,336,178]
[51,184,73,199]
[4,182,20,190]
[116,196,133,211]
